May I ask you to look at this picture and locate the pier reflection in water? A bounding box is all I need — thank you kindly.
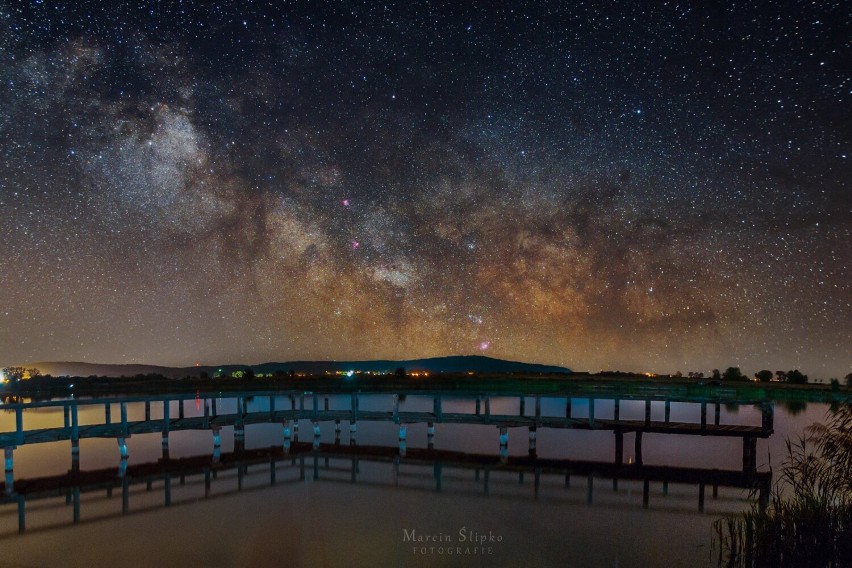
[0,389,793,565]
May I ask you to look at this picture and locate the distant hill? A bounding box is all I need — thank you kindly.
[30,356,571,379]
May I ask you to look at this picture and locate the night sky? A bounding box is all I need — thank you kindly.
[0,2,848,377]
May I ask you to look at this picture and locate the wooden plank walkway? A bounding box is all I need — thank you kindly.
[0,409,769,448]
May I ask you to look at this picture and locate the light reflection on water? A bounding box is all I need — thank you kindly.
[0,394,833,567]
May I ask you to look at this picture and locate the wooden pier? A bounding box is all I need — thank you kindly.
[0,441,771,536]
[0,390,774,503]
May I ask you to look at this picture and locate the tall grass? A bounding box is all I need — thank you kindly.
[714,403,852,567]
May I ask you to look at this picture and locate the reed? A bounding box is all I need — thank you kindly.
[714,403,852,567]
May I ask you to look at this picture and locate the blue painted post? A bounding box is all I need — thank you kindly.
[535,396,541,419]
[4,447,14,495]
[519,396,525,416]
[645,400,652,425]
[664,400,671,423]
[64,405,70,428]
[485,395,491,418]
[334,420,341,444]
[566,398,572,418]
[427,422,435,449]
[117,437,128,459]
[398,425,407,457]
[434,395,443,421]
[589,398,595,426]
[213,426,222,462]
[701,402,707,430]
[144,400,151,421]
[164,475,172,506]
[528,426,537,456]
[161,431,169,459]
[393,394,399,423]
[282,421,291,453]
[312,393,318,420]
[614,399,620,421]
[475,396,481,415]
[178,399,184,420]
[349,421,357,446]
[269,396,275,421]
[104,403,111,425]
[203,400,210,428]
[163,400,170,433]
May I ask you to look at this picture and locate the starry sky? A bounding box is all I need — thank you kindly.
[0,1,849,377]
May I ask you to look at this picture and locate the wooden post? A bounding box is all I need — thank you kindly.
[615,432,624,464]
[762,402,774,432]
[635,431,643,465]
[15,407,23,445]
[120,403,128,437]
[587,474,594,505]
[71,403,79,442]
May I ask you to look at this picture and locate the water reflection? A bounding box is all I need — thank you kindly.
[779,400,808,416]
[0,388,808,566]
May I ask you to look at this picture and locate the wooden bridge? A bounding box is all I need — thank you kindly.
[0,390,774,504]
[0,441,771,536]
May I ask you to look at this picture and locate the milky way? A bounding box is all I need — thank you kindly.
[0,2,849,377]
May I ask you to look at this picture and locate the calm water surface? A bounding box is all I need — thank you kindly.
[0,393,830,567]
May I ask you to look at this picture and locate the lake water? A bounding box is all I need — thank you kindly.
[0,392,831,567]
